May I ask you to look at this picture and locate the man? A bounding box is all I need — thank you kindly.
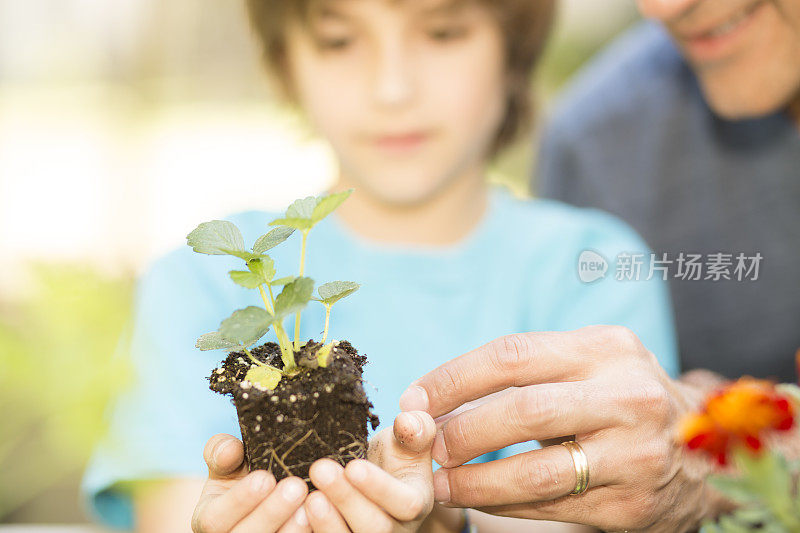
[537,0,800,382]
[398,0,800,531]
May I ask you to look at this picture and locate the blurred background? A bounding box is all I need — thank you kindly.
[0,0,639,525]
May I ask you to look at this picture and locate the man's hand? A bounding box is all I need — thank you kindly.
[191,434,310,533]
[399,326,721,532]
[304,411,437,533]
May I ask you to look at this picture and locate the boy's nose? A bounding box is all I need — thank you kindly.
[637,0,702,20]
[373,44,415,107]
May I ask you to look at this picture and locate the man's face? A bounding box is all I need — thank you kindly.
[638,0,800,119]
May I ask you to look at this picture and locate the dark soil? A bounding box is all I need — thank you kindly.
[208,340,379,488]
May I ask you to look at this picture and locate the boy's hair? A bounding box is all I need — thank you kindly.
[246,0,556,155]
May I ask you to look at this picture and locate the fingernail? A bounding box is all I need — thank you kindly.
[213,439,233,469]
[431,429,449,466]
[312,460,338,488]
[281,479,305,502]
[399,385,429,412]
[309,494,330,517]
[347,460,368,483]
[294,507,309,526]
[408,412,424,437]
[433,468,451,504]
[249,471,272,493]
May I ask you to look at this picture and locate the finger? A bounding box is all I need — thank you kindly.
[433,440,615,507]
[433,382,619,467]
[203,434,246,479]
[366,412,434,467]
[392,411,436,455]
[366,412,435,484]
[350,412,434,521]
[431,389,513,427]
[231,476,307,533]
[304,491,351,533]
[474,489,612,526]
[310,459,398,532]
[277,506,312,533]
[400,331,596,418]
[345,459,427,522]
[193,470,276,533]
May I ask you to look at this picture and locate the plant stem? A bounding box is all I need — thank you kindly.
[321,304,331,344]
[274,323,296,370]
[258,285,274,315]
[293,229,309,350]
[241,346,263,367]
[259,284,295,369]
[299,230,308,276]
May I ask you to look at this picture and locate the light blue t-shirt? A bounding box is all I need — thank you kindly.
[81,186,679,529]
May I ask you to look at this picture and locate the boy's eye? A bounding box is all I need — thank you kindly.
[426,26,469,41]
[315,35,354,51]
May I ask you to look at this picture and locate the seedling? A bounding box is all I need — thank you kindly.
[188,190,360,390]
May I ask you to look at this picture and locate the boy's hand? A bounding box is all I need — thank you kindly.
[192,434,310,533]
[305,411,437,533]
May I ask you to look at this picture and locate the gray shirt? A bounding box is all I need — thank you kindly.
[535,22,800,382]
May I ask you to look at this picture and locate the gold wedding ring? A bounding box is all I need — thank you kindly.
[561,440,590,495]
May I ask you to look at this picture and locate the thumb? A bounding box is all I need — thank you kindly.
[393,411,436,455]
[365,411,436,470]
[203,434,247,480]
[362,411,436,512]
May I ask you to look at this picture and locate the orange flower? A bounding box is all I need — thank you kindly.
[679,378,795,465]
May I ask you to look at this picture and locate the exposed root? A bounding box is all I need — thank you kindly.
[336,430,367,462]
[282,429,313,463]
[247,423,369,480]
[270,449,293,478]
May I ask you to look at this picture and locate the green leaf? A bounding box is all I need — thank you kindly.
[317,281,360,306]
[286,196,317,219]
[268,190,353,231]
[734,448,792,504]
[717,514,754,533]
[223,250,265,262]
[316,342,334,368]
[247,257,276,285]
[701,520,723,533]
[219,306,272,344]
[274,277,314,320]
[730,507,773,526]
[245,365,282,390]
[271,276,297,287]
[187,221,245,255]
[195,331,241,351]
[229,270,262,289]
[707,475,758,505]
[253,226,295,254]
[312,189,353,223]
[268,217,313,231]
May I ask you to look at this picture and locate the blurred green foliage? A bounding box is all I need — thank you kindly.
[0,263,134,520]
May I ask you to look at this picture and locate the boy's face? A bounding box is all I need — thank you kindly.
[638,0,800,119]
[285,0,506,206]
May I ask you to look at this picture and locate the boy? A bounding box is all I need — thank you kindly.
[82,0,678,531]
